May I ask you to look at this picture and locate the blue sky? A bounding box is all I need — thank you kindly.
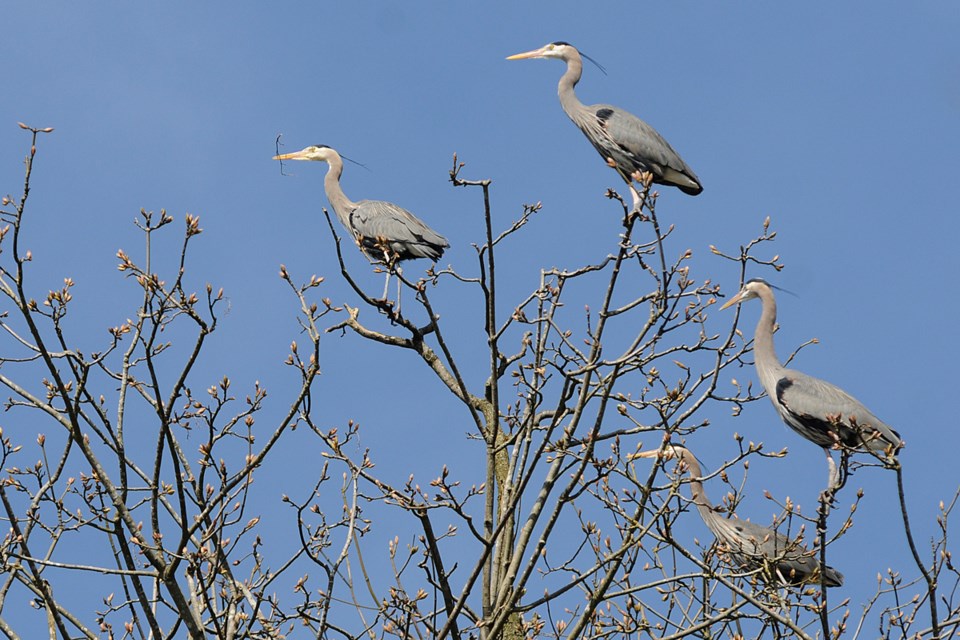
[2,2,959,634]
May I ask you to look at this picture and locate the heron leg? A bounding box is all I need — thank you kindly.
[818,449,841,509]
[824,448,839,490]
[381,270,392,302]
[395,266,403,315]
[629,184,643,213]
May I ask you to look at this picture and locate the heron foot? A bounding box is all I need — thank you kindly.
[818,487,839,510]
[372,297,402,324]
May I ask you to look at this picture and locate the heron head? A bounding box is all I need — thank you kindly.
[273,144,339,164]
[719,278,771,310]
[630,444,690,463]
[506,41,578,62]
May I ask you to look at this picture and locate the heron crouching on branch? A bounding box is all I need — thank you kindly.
[273,144,449,305]
[635,445,844,587]
[721,279,902,489]
[507,41,702,210]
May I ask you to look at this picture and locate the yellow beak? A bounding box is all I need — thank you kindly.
[719,292,743,310]
[273,151,307,161]
[506,47,546,61]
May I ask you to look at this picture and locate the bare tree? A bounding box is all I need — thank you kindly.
[0,126,957,640]
[0,125,325,638]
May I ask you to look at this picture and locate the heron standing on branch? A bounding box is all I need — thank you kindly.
[635,445,844,587]
[507,41,703,210]
[721,279,902,489]
[273,145,449,303]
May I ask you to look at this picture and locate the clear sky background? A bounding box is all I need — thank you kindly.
[1,2,959,634]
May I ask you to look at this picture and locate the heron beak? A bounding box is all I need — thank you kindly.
[719,292,743,310]
[273,151,308,161]
[628,449,661,461]
[506,47,546,61]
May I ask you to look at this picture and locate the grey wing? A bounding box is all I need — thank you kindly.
[776,371,901,451]
[713,517,842,586]
[591,103,702,194]
[352,200,449,262]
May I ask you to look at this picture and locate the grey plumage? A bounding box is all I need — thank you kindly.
[273,145,449,265]
[507,41,702,207]
[637,445,844,587]
[347,199,448,263]
[721,279,902,487]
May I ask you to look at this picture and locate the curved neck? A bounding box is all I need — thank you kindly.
[674,450,715,520]
[558,54,585,119]
[753,287,785,383]
[322,154,356,228]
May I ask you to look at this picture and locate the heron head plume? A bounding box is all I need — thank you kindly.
[507,41,607,75]
[631,444,693,464]
[720,278,796,310]
[273,145,369,171]
[273,145,339,163]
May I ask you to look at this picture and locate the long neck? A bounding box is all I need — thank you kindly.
[676,450,715,521]
[557,53,585,121]
[753,287,785,388]
[322,155,357,229]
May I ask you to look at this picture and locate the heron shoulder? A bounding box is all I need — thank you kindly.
[776,370,899,448]
[776,370,871,415]
[588,102,701,185]
[715,516,837,585]
[351,198,405,227]
[353,199,449,250]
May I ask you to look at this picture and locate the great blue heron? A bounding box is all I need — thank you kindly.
[635,445,844,587]
[273,145,449,301]
[721,279,901,488]
[507,42,703,210]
